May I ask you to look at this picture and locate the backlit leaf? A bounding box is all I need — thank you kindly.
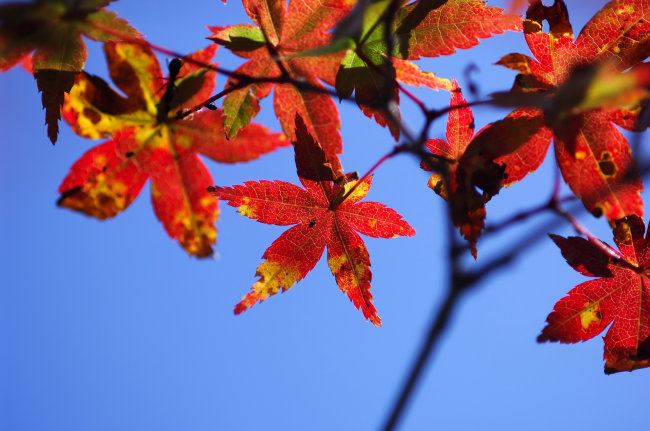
[487,0,648,222]
[213,115,414,324]
[208,0,355,170]
[422,81,504,257]
[541,215,650,374]
[334,0,518,137]
[58,42,288,257]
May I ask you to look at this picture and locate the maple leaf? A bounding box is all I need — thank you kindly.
[209,0,453,152]
[334,0,519,136]
[393,0,522,61]
[0,0,141,143]
[422,80,504,257]
[207,0,357,172]
[482,0,649,222]
[211,116,415,325]
[58,41,288,257]
[334,0,405,139]
[540,215,650,374]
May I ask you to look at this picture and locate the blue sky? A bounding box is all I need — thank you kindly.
[1,0,649,430]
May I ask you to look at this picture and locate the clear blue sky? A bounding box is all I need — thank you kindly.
[1,0,649,430]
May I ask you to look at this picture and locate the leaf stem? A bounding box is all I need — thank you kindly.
[545,165,626,264]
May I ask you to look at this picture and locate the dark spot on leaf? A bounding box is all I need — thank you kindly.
[96,192,114,207]
[102,165,108,172]
[309,219,316,228]
[598,152,616,177]
[125,152,134,158]
[599,160,616,176]
[83,107,101,124]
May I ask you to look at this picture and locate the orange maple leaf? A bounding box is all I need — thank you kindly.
[58,42,288,257]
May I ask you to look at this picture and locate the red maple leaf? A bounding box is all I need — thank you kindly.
[540,215,650,374]
[210,0,459,151]
[483,0,649,222]
[207,0,357,171]
[58,42,288,257]
[422,81,505,257]
[211,116,415,325]
[0,0,141,143]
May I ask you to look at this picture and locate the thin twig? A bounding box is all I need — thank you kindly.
[338,146,404,205]
[381,203,586,431]
[483,194,575,234]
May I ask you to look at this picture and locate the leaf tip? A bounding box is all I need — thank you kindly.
[234,302,247,315]
[48,123,59,144]
[234,290,264,315]
[34,69,77,145]
[548,232,563,246]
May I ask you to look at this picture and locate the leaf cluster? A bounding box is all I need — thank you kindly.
[3,0,650,375]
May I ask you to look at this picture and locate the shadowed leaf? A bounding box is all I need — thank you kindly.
[0,0,141,143]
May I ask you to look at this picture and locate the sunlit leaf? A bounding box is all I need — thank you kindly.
[541,215,650,374]
[58,42,288,257]
[212,115,414,324]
